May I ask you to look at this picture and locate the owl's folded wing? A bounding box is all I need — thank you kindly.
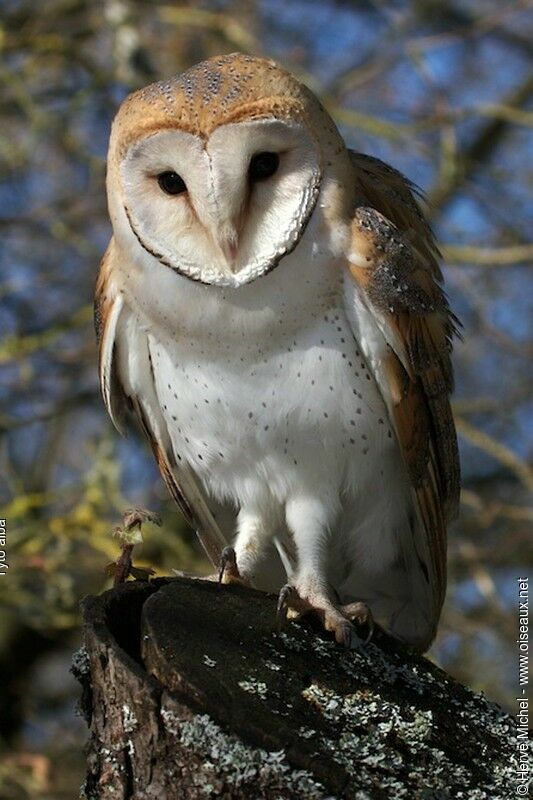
[344,151,461,640]
[95,240,227,567]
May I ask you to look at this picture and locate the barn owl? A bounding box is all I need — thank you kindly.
[96,53,460,652]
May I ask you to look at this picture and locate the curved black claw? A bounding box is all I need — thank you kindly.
[342,601,374,645]
[333,620,352,649]
[277,583,295,625]
[218,545,238,584]
[362,615,374,645]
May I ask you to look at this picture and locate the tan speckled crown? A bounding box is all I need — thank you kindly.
[111,53,326,158]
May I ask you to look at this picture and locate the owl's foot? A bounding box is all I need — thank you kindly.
[277,582,374,648]
[218,546,252,587]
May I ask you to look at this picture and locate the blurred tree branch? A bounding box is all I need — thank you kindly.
[428,75,533,213]
[411,0,533,59]
[442,243,533,265]
[0,306,92,364]
[158,6,259,52]
[455,416,533,491]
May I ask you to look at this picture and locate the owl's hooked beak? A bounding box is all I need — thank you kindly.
[218,234,239,268]
[198,172,245,272]
[214,223,240,272]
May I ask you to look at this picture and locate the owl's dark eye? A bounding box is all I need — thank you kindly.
[157,171,187,195]
[249,152,279,182]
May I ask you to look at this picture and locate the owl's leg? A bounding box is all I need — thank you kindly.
[219,505,277,587]
[279,496,374,647]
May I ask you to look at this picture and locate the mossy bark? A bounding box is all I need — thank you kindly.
[74,577,516,799]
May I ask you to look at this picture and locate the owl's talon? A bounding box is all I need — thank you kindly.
[341,601,374,644]
[277,584,289,621]
[335,620,354,648]
[218,546,251,586]
[277,584,296,624]
[277,581,373,648]
[218,546,238,583]
[277,583,311,624]
[363,616,374,645]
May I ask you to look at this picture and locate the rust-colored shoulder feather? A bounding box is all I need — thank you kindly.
[349,151,443,280]
[346,151,461,642]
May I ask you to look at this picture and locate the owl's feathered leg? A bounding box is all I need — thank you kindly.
[279,495,374,647]
[219,504,279,586]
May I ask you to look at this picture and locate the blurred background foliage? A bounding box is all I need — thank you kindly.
[0,0,531,796]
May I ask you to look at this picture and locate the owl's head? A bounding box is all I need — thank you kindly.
[107,54,347,287]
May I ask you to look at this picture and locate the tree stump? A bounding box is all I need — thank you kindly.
[74,577,516,799]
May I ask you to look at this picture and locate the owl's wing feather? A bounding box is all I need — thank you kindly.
[95,241,228,567]
[95,246,127,436]
[344,151,460,646]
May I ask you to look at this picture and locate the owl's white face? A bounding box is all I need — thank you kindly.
[117,119,321,287]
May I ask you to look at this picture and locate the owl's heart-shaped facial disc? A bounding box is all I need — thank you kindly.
[117,119,321,287]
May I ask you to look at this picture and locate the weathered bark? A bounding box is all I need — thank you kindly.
[74,577,516,799]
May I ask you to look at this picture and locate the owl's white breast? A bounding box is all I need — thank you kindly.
[115,198,411,573]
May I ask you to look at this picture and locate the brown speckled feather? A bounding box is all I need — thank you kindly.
[350,152,443,280]
[348,151,461,619]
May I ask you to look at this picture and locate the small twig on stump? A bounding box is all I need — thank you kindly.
[105,507,160,585]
